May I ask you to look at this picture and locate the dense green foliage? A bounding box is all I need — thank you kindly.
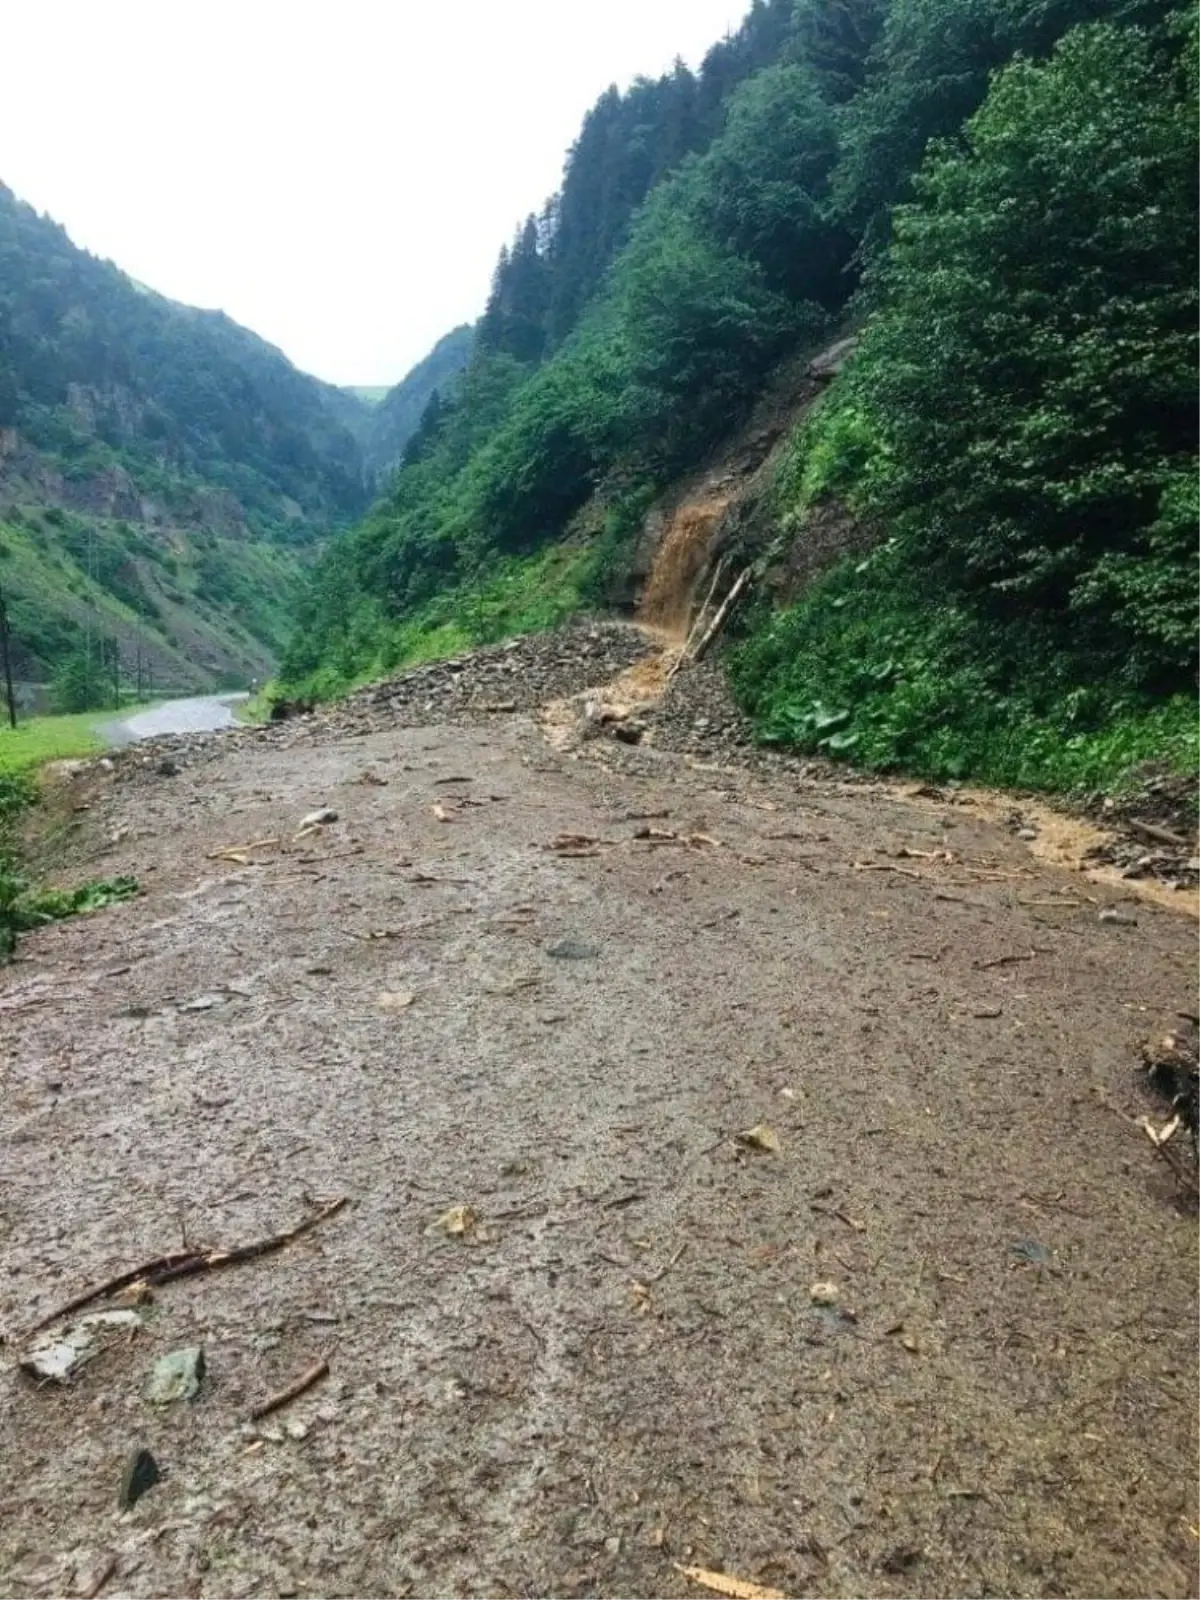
[0,503,303,692]
[735,20,1197,787]
[361,324,474,482]
[285,3,850,691]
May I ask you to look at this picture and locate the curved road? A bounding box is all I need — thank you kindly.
[101,692,248,745]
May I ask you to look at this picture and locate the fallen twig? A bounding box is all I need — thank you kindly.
[973,948,1046,970]
[675,1564,787,1600]
[645,1243,688,1283]
[250,1356,330,1421]
[208,838,280,861]
[1097,1092,1197,1197]
[26,1198,348,1334]
[852,861,921,880]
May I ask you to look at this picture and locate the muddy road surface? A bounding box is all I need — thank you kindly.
[1,705,1196,1599]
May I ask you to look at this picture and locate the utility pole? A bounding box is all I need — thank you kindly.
[0,584,16,729]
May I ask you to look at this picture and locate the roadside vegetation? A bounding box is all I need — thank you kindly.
[0,768,137,958]
[0,709,110,770]
[731,22,1198,792]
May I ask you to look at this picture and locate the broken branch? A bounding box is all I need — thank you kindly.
[1128,817,1190,850]
[26,1197,348,1334]
[249,1357,330,1422]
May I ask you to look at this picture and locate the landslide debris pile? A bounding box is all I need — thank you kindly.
[1084,771,1200,891]
[104,623,658,782]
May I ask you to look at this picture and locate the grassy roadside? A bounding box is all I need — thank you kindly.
[0,709,111,773]
[0,718,143,957]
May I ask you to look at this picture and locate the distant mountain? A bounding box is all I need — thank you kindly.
[0,181,376,696]
[362,324,474,482]
[344,385,390,406]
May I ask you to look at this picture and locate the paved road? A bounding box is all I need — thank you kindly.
[101,692,248,745]
[1,709,1194,1599]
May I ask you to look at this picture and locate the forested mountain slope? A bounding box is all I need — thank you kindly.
[0,183,373,700]
[361,324,474,483]
[285,0,1197,796]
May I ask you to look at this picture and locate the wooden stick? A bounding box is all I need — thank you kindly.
[249,1357,329,1421]
[208,838,280,860]
[1127,818,1190,850]
[26,1198,347,1334]
[668,558,727,678]
[1097,1093,1198,1196]
[973,950,1039,969]
[690,568,751,665]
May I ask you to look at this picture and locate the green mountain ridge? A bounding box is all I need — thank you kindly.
[0,187,481,703]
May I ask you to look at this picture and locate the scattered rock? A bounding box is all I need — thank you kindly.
[21,1311,143,1385]
[735,1123,781,1153]
[1098,907,1138,927]
[1143,1023,1198,1093]
[299,807,338,829]
[376,990,416,1012]
[809,1281,840,1306]
[178,992,229,1013]
[156,757,179,778]
[1016,827,1038,842]
[547,939,599,961]
[435,1204,481,1238]
[144,1346,205,1404]
[118,1447,160,1509]
[1009,1239,1050,1265]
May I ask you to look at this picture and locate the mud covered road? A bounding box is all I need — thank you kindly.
[1,703,1196,1598]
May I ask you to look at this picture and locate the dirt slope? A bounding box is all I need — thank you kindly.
[1,673,1196,1598]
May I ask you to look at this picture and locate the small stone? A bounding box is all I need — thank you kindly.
[809,1280,840,1306]
[119,1446,160,1508]
[1098,908,1138,926]
[1016,827,1037,841]
[156,758,179,777]
[547,939,599,961]
[145,1346,205,1404]
[299,807,338,829]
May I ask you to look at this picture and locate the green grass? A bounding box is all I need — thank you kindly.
[0,710,111,772]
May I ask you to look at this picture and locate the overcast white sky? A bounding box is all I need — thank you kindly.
[1,1,749,388]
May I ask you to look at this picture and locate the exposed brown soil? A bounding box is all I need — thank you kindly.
[2,640,1197,1600]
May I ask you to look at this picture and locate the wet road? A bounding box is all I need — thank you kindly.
[101,693,248,745]
[1,711,1195,1599]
